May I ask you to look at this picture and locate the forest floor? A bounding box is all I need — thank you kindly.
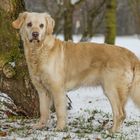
[0,35,140,140]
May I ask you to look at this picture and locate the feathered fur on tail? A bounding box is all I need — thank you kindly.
[130,63,140,108]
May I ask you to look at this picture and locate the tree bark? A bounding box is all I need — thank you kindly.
[63,0,74,41]
[104,0,117,44]
[129,0,140,35]
[0,0,39,117]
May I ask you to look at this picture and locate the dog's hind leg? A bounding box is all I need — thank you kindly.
[117,87,129,123]
[103,83,126,133]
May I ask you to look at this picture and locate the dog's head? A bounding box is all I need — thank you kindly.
[12,12,55,44]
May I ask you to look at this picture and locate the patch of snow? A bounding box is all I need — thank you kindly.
[0,93,17,119]
[9,62,16,67]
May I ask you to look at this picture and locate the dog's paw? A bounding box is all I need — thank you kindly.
[106,127,118,135]
[54,127,64,132]
[32,122,46,130]
[55,123,65,131]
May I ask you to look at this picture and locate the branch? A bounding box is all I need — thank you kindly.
[53,0,65,33]
[74,0,85,8]
[93,12,105,34]
[90,0,106,18]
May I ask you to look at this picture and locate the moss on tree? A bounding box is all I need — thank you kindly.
[104,0,116,44]
[0,0,39,117]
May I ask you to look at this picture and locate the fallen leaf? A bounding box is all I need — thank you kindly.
[0,131,7,137]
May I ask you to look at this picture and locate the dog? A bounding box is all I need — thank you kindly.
[12,12,140,133]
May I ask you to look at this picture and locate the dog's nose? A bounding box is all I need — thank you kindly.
[32,32,39,38]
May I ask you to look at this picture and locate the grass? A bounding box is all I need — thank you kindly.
[0,109,139,140]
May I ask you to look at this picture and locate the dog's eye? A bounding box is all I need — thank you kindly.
[40,23,44,28]
[27,22,32,27]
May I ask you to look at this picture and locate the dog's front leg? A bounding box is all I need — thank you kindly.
[51,86,67,130]
[32,82,51,129]
[35,92,51,129]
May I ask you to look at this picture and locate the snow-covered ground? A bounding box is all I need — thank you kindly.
[0,36,140,140]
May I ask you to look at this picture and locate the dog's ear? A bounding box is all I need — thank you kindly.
[45,14,55,35]
[12,12,28,29]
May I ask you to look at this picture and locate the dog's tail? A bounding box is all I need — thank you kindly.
[130,62,140,108]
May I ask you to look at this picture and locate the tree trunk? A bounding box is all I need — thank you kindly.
[129,0,140,35]
[63,0,74,41]
[81,15,93,41]
[0,0,39,117]
[81,0,105,41]
[104,0,116,44]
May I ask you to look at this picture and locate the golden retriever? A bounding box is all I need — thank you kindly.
[12,12,140,133]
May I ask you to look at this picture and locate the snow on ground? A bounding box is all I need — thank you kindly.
[0,36,140,140]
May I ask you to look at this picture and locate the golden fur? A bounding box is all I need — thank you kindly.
[12,12,140,133]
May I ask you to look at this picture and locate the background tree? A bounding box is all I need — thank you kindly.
[104,0,117,44]
[129,0,140,35]
[55,0,85,41]
[81,0,105,41]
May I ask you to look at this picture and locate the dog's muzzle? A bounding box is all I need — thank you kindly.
[30,32,40,42]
